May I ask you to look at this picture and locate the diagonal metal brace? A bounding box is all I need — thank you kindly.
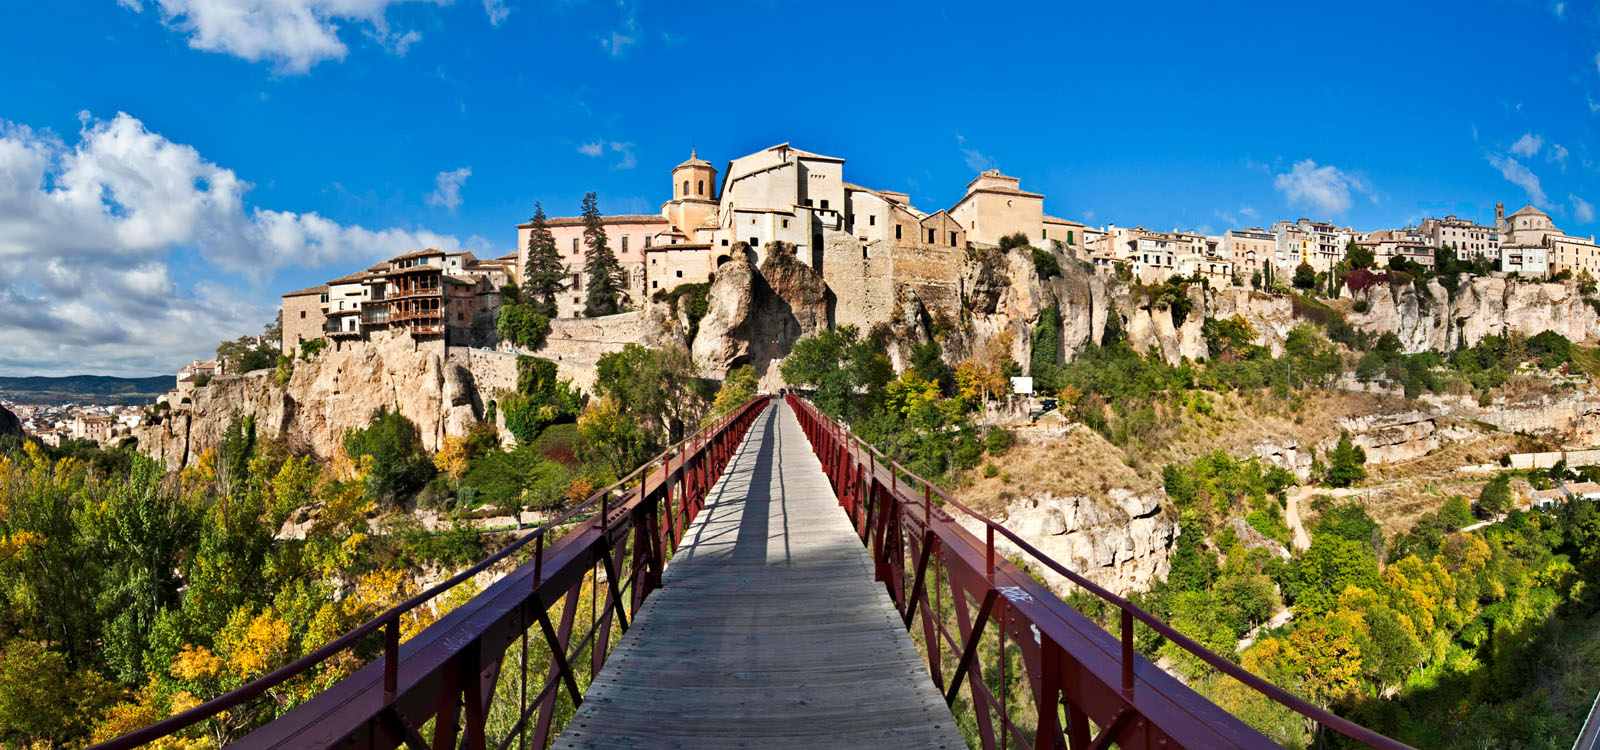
[944,589,1000,706]
[531,600,583,709]
[901,531,935,630]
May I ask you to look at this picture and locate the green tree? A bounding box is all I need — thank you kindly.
[88,454,202,682]
[706,365,759,425]
[909,339,952,396]
[594,344,709,444]
[1346,241,1375,270]
[343,408,434,503]
[1477,475,1512,519]
[1325,432,1366,488]
[580,192,625,317]
[522,201,565,317]
[1288,534,1380,617]
[497,303,552,350]
[1293,262,1316,290]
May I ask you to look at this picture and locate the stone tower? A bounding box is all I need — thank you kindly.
[663,149,719,238]
[1496,201,1505,232]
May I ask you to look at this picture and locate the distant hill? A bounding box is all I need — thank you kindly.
[0,375,171,405]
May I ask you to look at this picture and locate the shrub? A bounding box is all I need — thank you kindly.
[1352,299,1369,313]
[299,338,327,361]
[984,427,1014,455]
[1031,247,1060,279]
[1293,263,1316,289]
[497,305,551,350]
[983,463,999,478]
[194,373,211,387]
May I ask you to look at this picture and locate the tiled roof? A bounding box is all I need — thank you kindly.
[517,214,668,229]
[283,284,329,297]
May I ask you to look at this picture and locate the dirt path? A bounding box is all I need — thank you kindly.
[1285,488,1312,551]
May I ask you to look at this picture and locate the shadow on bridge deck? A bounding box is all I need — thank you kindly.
[553,405,964,749]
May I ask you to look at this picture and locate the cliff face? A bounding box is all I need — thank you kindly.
[1351,276,1600,353]
[135,332,495,468]
[963,489,1176,597]
[692,241,829,387]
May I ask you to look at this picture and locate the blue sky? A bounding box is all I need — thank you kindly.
[2,0,1598,376]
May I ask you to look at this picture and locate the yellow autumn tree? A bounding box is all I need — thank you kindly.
[433,435,471,479]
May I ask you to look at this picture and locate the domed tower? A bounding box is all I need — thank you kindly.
[662,149,719,240]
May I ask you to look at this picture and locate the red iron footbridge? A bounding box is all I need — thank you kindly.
[94,395,1413,749]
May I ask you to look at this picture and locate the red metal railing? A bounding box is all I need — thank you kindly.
[91,396,769,750]
[786,394,1414,750]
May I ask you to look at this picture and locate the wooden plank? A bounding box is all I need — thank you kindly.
[554,407,965,749]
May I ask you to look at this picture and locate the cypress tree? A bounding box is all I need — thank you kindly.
[522,201,565,317]
[580,192,625,317]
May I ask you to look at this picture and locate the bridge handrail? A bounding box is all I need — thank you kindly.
[91,396,768,750]
[787,394,1413,750]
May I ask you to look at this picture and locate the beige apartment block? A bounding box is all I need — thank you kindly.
[646,243,715,293]
[1419,214,1498,259]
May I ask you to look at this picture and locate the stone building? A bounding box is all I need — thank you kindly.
[1223,228,1276,279]
[948,170,1045,247]
[1419,214,1498,259]
[281,285,328,354]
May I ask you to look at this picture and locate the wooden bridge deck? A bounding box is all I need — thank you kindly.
[554,404,965,749]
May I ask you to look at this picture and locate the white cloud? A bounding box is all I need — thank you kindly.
[608,141,636,170]
[1486,153,1549,206]
[1511,132,1543,157]
[426,167,471,210]
[1552,1,1565,18]
[599,1,639,57]
[1272,159,1371,216]
[1574,194,1595,223]
[121,0,446,74]
[0,111,484,375]
[484,0,511,26]
[578,140,635,169]
[956,135,998,173]
[1550,143,1569,167]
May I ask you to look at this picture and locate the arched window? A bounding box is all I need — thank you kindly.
[697,180,704,196]
[683,180,689,196]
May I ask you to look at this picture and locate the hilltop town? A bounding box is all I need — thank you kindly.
[273,142,1599,373]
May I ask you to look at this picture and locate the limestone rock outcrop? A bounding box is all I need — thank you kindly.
[134,332,500,469]
[1350,275,1600,353]
[692,241,829,386]
[963,488,1177,597]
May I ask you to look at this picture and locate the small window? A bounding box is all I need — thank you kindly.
[621,236,629,253]
[683,180,689,195]
[749,237,759,247]
[645,236,652,247]
[697,180,704,195]
[820,199,829,209]
[1043,229,1048,239]
[572,238,579,254]
[676,270,683,278]
[949,231,957,246]
[721,239,729,246]
[574,297,580,305]
[300,311,306,318]
[572,273,580,288]
[895,225,902,240]
[652,280,659,289]
[1067,230,1074,244]
[782,219,790,229]
[928,228,936,243]
[804,199,813,207]
[869,215,876,226]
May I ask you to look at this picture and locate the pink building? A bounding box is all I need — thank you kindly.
[516,215,669,318]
